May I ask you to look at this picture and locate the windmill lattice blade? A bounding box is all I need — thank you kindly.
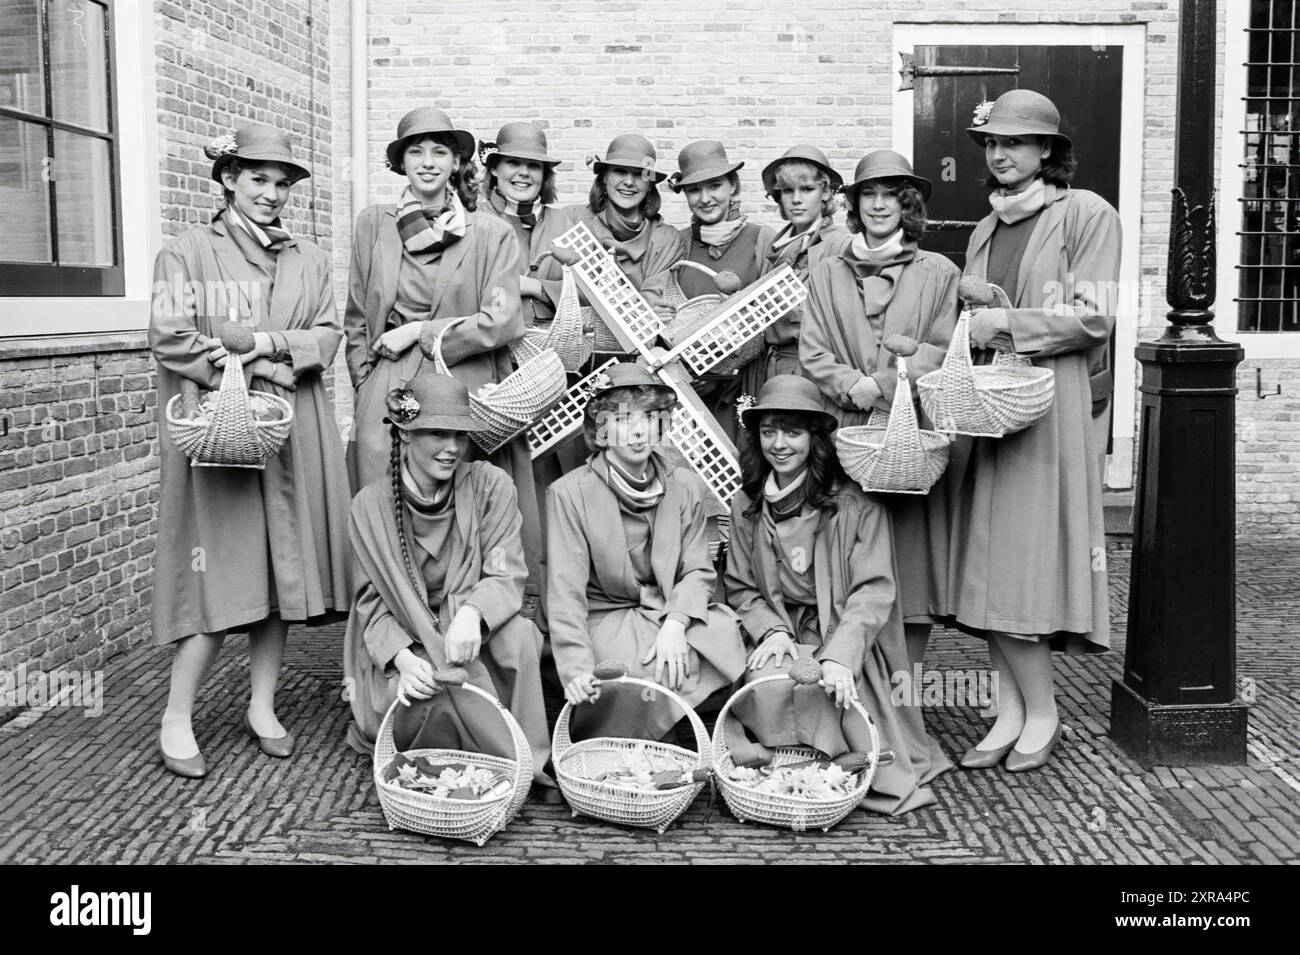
[528,358,619,459]
[552,221,663,358]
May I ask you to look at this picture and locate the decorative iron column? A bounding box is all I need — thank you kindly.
[1110,0,1248,767]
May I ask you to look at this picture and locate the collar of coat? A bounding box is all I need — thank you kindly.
[966,182,1071,304]
[376,203,479,319]
[206,215,309,324]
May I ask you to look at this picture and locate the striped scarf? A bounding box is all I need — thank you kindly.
[396,187,468,255]
[597,452,665,512]
[491,187,537,230]
[225,202,292,250]
[762,468,808,523]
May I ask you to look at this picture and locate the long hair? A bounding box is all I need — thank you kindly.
[483,158,558,206]
[588,174,663,219]
[845,179,927,243]
[980,135,1078,190]
[393,132,482,211]
[739,410,844,519]
[389,426,422,596]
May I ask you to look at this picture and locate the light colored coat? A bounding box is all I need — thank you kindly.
[480,200,584,325]
[148,218,351,644]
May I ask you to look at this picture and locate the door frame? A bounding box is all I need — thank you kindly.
[891,23,1146,491]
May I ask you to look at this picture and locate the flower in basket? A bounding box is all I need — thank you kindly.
[385,387,420,425]
[203,132,239,161]
[971,100,995,127]
[735,393,756,427]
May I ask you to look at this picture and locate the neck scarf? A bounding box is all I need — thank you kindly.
[989,177,1048,225]
[596,452,665,512]
[401,464,454,515]
[225,203,292,250]
[601,204,653,264]
[763,468,808,523]
[851,228,905,265]
[692,210,747,260]
[491,186,538,230]
[842,234,916,317]
[396,186,468,255]
[771,219,817,256]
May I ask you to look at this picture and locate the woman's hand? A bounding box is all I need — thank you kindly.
[393,646,438,706]
[444,605,483,665]
[641,618,690,690]
[244,358,296,390]
[820,660,859,709]
[967,308,1011,350]
[371,322,423,362]
[848,375,882,411]
[564,672,601,706]
[519,276,544,299]
[203,331,274,367]
[748,630,798,671]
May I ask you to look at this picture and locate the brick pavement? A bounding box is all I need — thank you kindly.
[1,540,1296,864]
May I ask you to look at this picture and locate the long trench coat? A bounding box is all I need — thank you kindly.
[148,217,352,644]
[343,203,542,592]
[342,461,550,783]
[801,245,970,622]
[577,209,685,295]
[722,485,951,815]
[546,456,747,740]
[951,185,1119,651]
[479,200,584,327]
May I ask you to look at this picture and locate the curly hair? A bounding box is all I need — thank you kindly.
[588,171,663,219]
[845,179,927,243]
[582,384,677,455]
[739,410,844,519]
[979,135,1078,190]
[768,160,839,223]
[393,132,482,211]
[483,156,558,206]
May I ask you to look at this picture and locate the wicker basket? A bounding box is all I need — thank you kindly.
[711,673,881,832]
[165,355,293,469]
[835,351,951,495]
[372,684,532,846]
[432,330,567,456]
[552,675,710,834]
[916,310,1055,438]
[543,265,596,371]
[661,261,763,376]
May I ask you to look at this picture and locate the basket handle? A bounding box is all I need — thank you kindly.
[882,353,924,459]
[373,682,531,799]
[668,259,721,282]
[709,672,881,783]
[551,675,711,769]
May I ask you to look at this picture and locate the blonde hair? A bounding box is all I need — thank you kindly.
[770,160,838,221]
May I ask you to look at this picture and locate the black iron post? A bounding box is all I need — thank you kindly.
[1110,0,1248,767]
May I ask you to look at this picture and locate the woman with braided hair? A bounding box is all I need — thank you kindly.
[341,371,552,792]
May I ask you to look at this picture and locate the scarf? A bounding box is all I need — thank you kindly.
[762,468,808,523]
[491,186,537,230]
[401,464,454,514]
[594,451,666,513]
[850,228,905,265]
[692,211,747,260]
[841,233,916,318]
[600,204,653,264]
[988,177,1048,225]
[771,220,817,258]
[396,186,468,255]
[224,203,292,250]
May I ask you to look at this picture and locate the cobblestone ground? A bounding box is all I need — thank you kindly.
[2,541,1296,864]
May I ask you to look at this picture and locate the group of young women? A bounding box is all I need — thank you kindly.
[148,88,1120,818]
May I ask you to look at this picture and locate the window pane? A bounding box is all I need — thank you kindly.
[49,0,109,133]
[0,115,51,263]
[53,130,113,266]
[0,0,47,116]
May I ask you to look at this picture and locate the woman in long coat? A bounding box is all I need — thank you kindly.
[952,90,1120,772]
[342,372,551,789]
[344,108,541,593]
[722,376,950,815]
[546,364,747,741]
[800,150,966,667]
[149,124,351,778]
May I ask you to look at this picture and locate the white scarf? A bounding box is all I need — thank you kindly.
[988,178,1048,225]
[850,228,904,265]
[763,468,807,505]
[697,216,747,248]
[771,220,817,255]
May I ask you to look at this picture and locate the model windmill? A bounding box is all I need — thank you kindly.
[528,220,808,525]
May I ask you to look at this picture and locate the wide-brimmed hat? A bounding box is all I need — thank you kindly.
[386,108,477,174]
[589,362,676,401]
[383,371,484,433]
[668,140,744,192]
[842,149,932,205]
[482,121,560,168]
[966,89,1073,149]
[740,375,838,431]
[590,134,668,183]
[761,145,843,196]
[206,123,310,185]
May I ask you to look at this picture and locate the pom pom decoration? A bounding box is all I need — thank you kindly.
[958,275,998,307]
[217,322,257,355]
[883,334,919,358]
[787,656,823,686]
[432,667,470,686]
[548,241,581,266]
[203,133,239,161]
[714,270,743,295]
[592,660,629,681]
[384,387,420,425]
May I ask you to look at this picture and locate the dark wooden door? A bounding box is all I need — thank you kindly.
[908,44,1124,271]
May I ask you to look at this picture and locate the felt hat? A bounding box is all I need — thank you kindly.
[842,149,932,204]
[207,123,310,184]
[383,371,484,432]
[386,108,477,174]
[966,89,1073,149]
[589,362,676,401]
[761,144,843,196]
[740,374,838,431]
[482,121,560,167]
[590,133,668,183]
[668,140,744,192]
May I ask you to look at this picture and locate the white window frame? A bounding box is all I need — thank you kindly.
[891,22,1146,490]
[1,0,161,338]
[1217,0,1300,357]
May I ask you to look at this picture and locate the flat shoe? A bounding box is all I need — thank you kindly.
[243,712,295,758]
[1005,724,1062,773]
[959,740,1015,769]
[159,739,207,779]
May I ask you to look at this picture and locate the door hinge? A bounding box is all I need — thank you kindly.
[898,52,1021,92]
[925,219,982,231]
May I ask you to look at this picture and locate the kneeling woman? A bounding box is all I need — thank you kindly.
[342,372,551,787]
[722,376,950,815]
[546,364,747,740]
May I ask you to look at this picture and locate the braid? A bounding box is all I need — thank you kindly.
[390,426,421,595]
